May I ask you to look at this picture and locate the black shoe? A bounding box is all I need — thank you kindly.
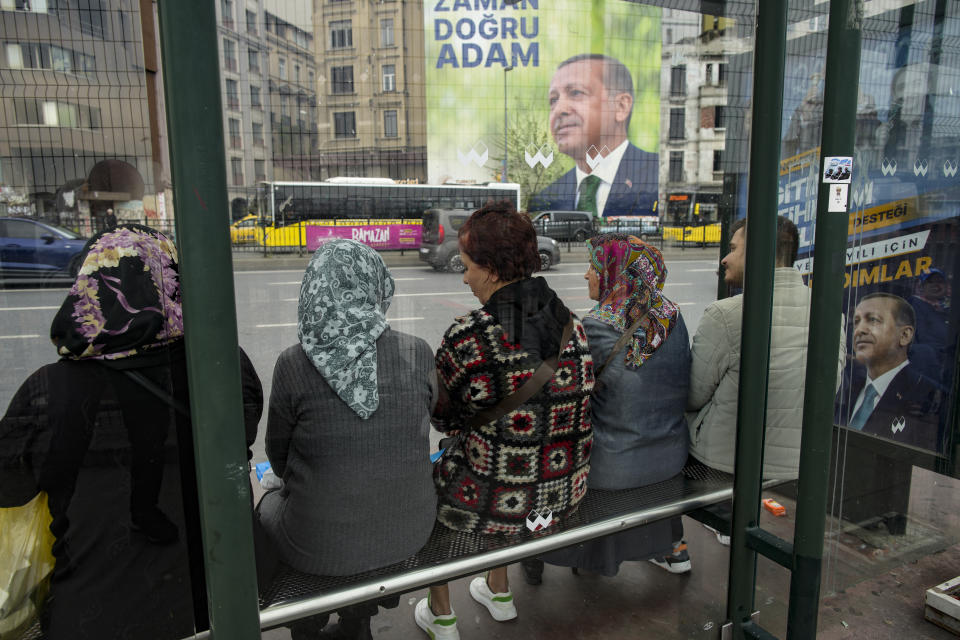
[289,613,331,640]
[520,558,543,585]
[319,616,372,640]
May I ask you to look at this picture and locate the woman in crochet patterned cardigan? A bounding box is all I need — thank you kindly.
[414,200,594,640]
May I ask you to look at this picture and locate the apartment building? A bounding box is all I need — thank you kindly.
[0,0,161,231]
[311,0,426,180]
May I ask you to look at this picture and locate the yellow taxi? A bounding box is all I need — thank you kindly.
[229,214,261,244]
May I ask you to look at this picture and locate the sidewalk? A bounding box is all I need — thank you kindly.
[232,243,720,272]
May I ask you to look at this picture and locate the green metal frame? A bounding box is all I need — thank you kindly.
[726,1,864,639]
[156,1,261,637]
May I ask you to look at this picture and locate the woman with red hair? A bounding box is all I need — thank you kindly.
[414,201,594,640]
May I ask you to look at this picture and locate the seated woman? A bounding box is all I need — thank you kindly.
[527,233,691,581]
[415,201,593,640]
[0,225,263,639]
[257,239,437,639]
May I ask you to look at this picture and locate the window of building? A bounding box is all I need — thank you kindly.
[221,0,233,28]
[254,159,266,182]
[384,110,398,138]
[278,57,286,80]
[714,106,726,129]
[334,111,356,138]
[331,66,353,94]
[78,6,105,37]
[247,48,259,74]
[669,108,685,140]
[13,98,101,128]
[252,122,264,146]
[5,42,94,73]
[225,79,239,109]
[669,151,684,182]
[223,38,237,72]
[380,18,394,47]
[308,70,314,89]
[231,157,243,186]
[705,63,713,83]
[228,118,241,148]
[250,85,261,109]
[294,64,300,82]
[713,149,724,172]
[382,64,395,92]
[670,65,686,97]
[246,9,256,34]
[330,20,352,49]
[718,63,728,87]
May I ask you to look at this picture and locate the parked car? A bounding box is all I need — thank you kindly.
[528,210,596,242]
[0,217,88,279]
[419,209,561,272]
[230,214,261,244]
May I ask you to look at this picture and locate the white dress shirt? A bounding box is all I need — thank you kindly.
[574,139,629,218]
[850,358,910,418]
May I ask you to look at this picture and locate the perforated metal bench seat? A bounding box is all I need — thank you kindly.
[256,460,755,631]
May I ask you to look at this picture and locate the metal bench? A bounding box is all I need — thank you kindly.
[23,461,776,639]
[254,460,767,632]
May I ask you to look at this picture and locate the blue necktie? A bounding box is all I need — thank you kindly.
[848,384,878,430]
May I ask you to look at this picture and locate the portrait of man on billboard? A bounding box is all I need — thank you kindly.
[528,53,658,219]
[836,292,943,451]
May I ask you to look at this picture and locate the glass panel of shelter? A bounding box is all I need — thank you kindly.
[6,0,960,637]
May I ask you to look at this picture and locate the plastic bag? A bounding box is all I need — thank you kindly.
[0,492,55,640]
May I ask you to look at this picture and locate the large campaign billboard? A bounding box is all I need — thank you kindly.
[423,0,661,216]
[778,51,960,456]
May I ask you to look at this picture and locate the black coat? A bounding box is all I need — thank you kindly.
[0,347,262,639]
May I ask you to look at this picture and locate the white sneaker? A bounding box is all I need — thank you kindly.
[469,575,518,622]
[415,596,460,639]
[704,524,731,546]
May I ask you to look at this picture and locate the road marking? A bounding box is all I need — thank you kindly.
[688,268,718,272]
[256,317,423,328]
[0,305,60,311]
[238,265,428,276]
[270,277,424,285]
[0,334,42,339]
[665,282,692,286]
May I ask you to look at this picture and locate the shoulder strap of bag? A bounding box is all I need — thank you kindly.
[122,369,191,418]
[463,318,574,430]
[593,315,648,382]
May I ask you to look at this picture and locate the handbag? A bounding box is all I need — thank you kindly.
[0,492,55,640]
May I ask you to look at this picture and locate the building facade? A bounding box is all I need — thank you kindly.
[310,0,426,181]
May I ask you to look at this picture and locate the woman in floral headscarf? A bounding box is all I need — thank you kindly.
[0,224,263,639]
[257,238,437,639]
[527,233,691,581]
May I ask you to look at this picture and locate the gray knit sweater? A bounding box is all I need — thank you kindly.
[259,328,438,575]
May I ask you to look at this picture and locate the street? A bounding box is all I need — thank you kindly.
[0,253,721,463]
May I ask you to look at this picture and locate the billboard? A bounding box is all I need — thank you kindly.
[423,0,661,215]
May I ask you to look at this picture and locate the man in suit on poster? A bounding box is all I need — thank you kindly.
[838,292,942,451]
[528,54,658,219]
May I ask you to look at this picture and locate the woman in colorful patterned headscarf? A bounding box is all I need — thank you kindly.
[1,224,263,639]
[51,224,183,361]
[584,233,680,367]
[259,239,437,638]
[529,233,692,583]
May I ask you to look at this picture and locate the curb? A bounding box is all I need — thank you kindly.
[231,244,718,272]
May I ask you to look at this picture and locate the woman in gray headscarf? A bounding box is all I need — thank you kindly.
[257,239,437,639]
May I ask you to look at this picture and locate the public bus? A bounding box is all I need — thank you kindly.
[252,178,522,250]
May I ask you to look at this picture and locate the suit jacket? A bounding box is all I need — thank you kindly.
[836,363,942,451]
[528,142,658,217]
